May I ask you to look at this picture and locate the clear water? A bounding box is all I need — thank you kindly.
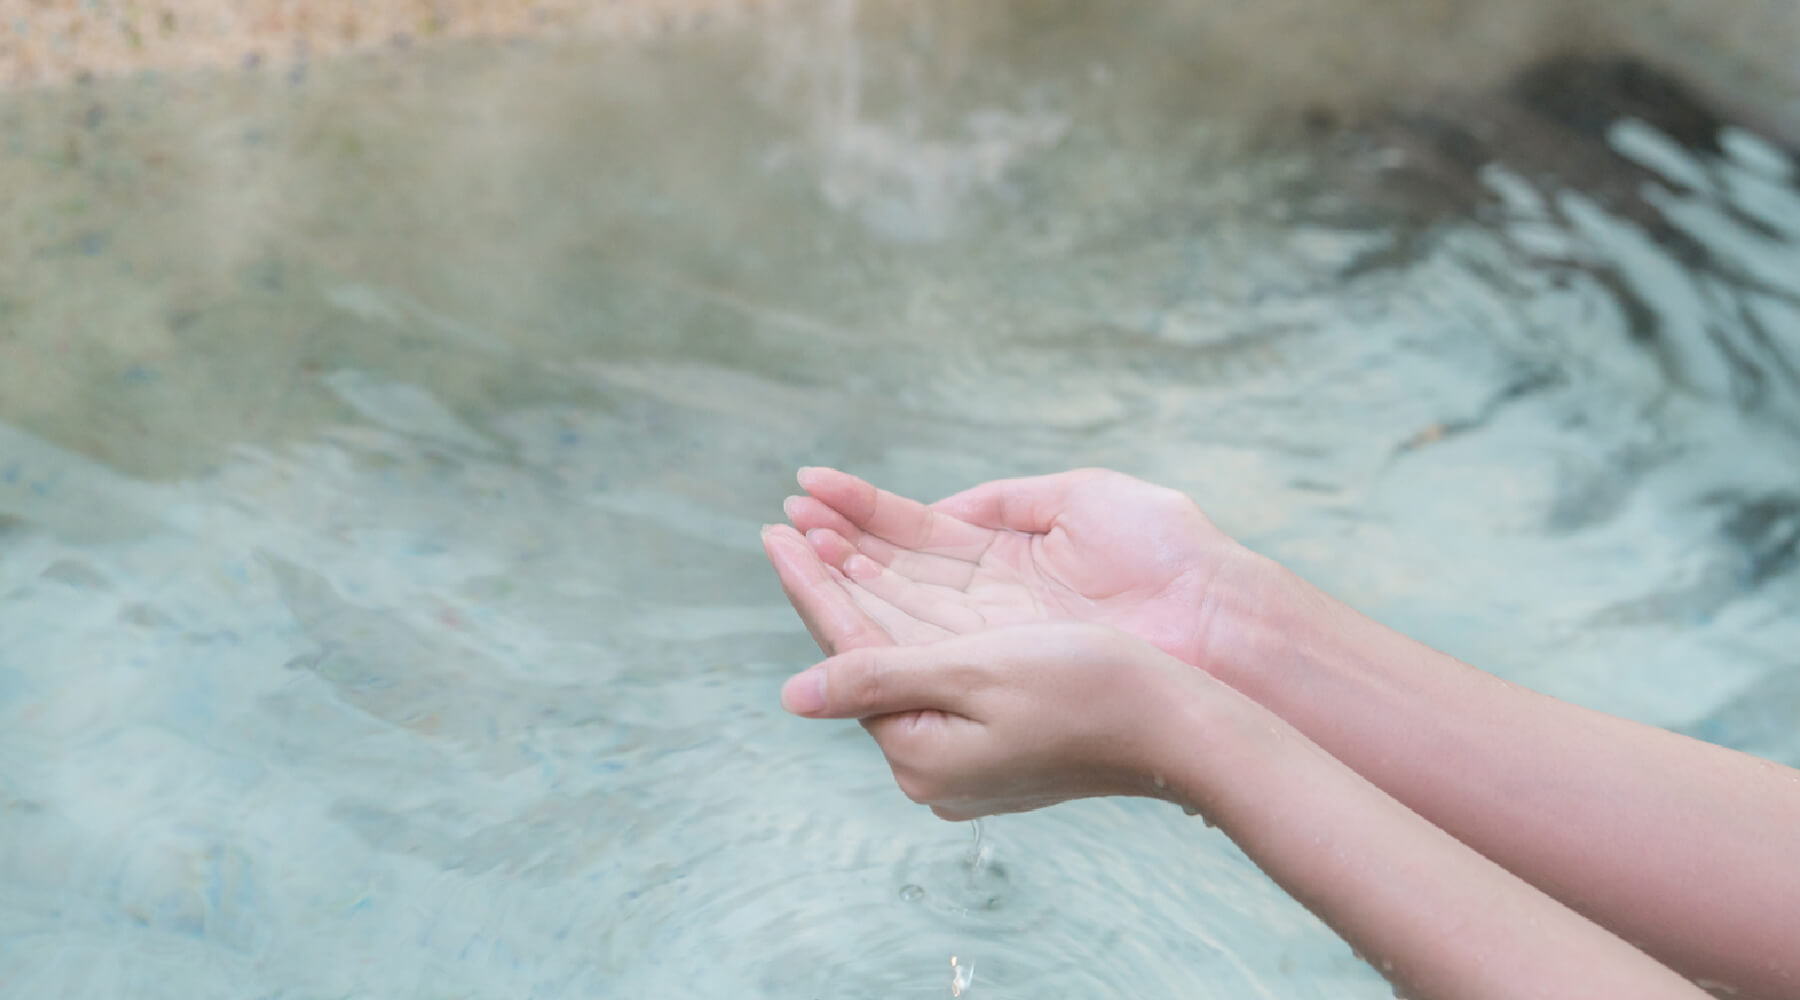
[3,4,1799,998]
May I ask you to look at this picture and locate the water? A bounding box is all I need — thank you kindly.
[2,3,1798,997]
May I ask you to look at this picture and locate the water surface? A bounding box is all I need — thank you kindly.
[2,4,1798,997]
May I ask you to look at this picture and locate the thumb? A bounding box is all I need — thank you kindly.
[781,643,976,719]
[930,468,1109,533]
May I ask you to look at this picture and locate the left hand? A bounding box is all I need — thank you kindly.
[770,467,1278,676]
[778,623,1195,821]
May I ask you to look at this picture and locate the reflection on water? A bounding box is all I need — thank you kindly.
[2,2,1798,997]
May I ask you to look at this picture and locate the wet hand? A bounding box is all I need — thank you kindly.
[778,623,1192,820]
[773,466,1271,672]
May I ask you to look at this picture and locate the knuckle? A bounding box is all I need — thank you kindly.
[1149,485,1212,526]
[846,653,885,711]
[1148,483,1196,510]
[893,768,939,806]
[944,655,986,691]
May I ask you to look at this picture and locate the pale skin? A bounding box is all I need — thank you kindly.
[762,466,1800,1000]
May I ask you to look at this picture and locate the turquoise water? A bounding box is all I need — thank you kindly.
[2,5,1798,997]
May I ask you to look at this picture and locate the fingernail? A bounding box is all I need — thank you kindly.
[760,523,776,539]
[781,669,827,715]
[782,495,804,519]
[797,467,821,488]
[844,554,877,579]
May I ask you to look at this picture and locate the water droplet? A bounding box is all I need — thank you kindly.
[950,954,975,996]
[899,884,925,903]
[964,820,988,870]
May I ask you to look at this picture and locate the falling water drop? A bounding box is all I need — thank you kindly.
[950,954,976,996]
[958,818,1008,911]
[964,820,994,882]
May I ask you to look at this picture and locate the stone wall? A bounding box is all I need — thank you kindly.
[0,0,764,87]
[4,1,1796,140]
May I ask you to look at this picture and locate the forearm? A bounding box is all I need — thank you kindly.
[1215,558,1800,999]
[1156,671,1706,1000]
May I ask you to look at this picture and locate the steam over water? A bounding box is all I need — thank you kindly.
[1,2,1797,996]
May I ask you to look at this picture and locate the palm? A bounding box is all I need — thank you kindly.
[764,467,1245,667]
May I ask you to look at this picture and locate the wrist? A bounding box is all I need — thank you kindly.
[1195,547,1338,695]
[1123,638,1276,810]
[1137,654,1296,820]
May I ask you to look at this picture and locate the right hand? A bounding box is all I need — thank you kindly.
[778,623,1201,821]
[767,467,1281,675]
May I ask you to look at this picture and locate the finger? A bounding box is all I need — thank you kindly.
[789,493,969,581]
[930,468,1110,534]
[797,467,993,560]
[841,553,987,633]
[783,493,861,541]
[762,525,892,655]
[781,643,980,719]
[834,565,956,645]
[864,709,962,760]
[807,526,976,591]
[805,525,861,567]
[786,492,982,588]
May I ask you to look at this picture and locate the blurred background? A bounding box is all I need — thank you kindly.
[2,2,1797,998]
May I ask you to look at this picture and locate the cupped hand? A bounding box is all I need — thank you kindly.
[779,623,1196,820]
[773,466,1274,673]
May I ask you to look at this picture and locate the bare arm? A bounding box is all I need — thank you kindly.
[773,466,1800,999]
[780,626,1708,1000]
[1158,663,1706,1000]
[1212,560,1800,1000]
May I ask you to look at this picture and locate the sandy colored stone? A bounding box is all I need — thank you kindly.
[0,0,766,87]
[2,1,1795,142]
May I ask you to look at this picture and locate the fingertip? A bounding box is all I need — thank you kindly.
[843,553,879,580]
[799,465,867,496]
[780,668,828,716]
[804,527,850,565]
[763,528,823,586]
